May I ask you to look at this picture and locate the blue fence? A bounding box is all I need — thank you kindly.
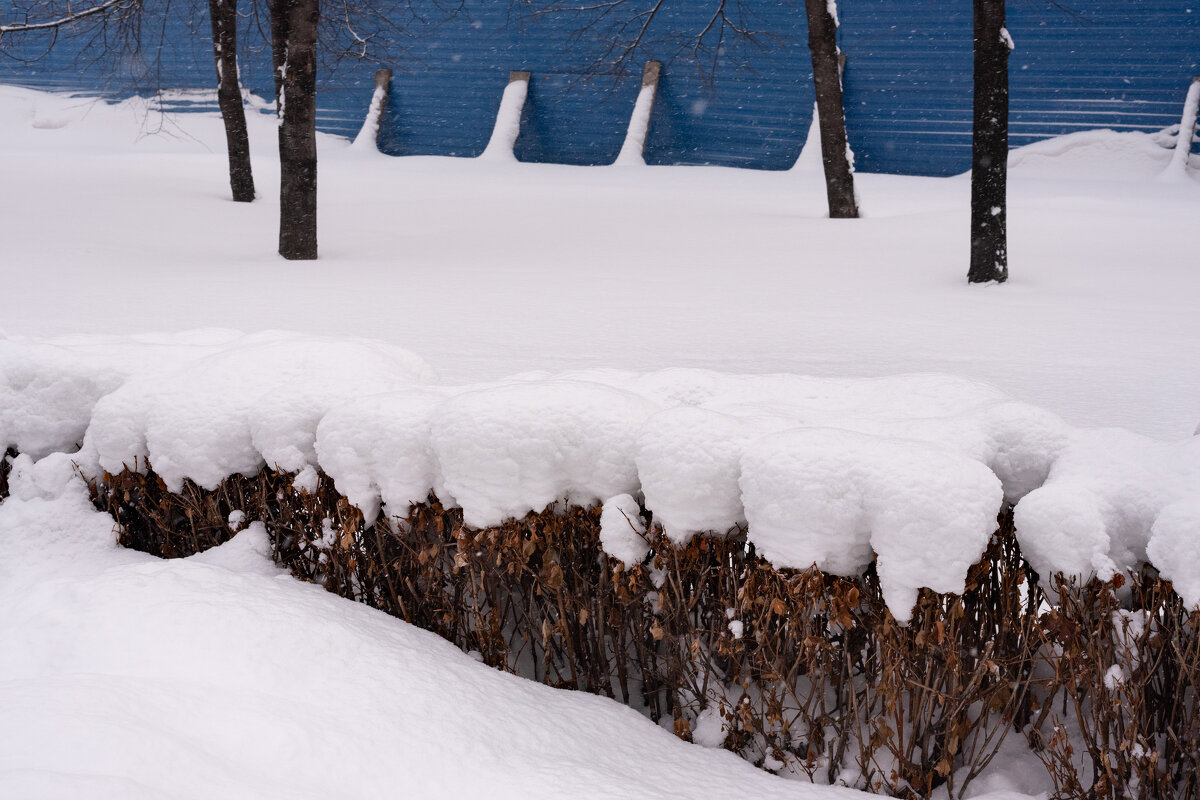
[2,0,1196,175]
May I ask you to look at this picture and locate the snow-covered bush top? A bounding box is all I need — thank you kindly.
[2,331,1197,620]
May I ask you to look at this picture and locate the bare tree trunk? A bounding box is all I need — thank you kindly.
[804,0,858,219]
[968,0,1009,283]
[208,0,254,202]
[270,0,319,260]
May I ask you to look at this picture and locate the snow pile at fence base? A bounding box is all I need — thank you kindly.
[3,330,1200,617]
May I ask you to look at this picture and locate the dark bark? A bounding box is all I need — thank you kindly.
[804,0,858,219]
[268,0,287,103]
[208,0,255,202]
[969,0,1009,283]
[270,0,319,260]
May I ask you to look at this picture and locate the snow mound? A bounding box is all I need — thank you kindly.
[430,380,659,528]
[1016,430,1200,594]
[315,387,452,524]
[79,332,435,491]
[0,340,125,460]
[635,406,750,542]
[0,330,245,459]
[741,429,1004,622]
[1146,497,1200,609]
[1008,129,1178,179]
[599,493,649,567]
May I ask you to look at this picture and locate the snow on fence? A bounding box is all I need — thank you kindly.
[1158,76,1200,182]
[350,69,393,152]
[615,61,661,167]
[480,71,531,162]
[2,331,1200,797]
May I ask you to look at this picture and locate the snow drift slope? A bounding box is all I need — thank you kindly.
[0,475,863,800]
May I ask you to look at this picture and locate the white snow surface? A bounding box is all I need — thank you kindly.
[430,380,658,528]
[599,492,649,566]
[480,77,528,161]
[1017,431,1200,597]
[615,82,656,166]
[1,86,1198,441]
[350,83,388,152]
[741,429,1003,621]
[72,331,435,491]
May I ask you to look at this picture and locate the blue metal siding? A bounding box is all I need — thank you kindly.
[1,1,1196,175]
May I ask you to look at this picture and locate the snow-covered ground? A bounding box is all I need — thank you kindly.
[1,85,1197,440]
[1,84,1198,799]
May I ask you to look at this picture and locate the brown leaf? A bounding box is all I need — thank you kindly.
[542,562,564,590]
[673,717,692,740]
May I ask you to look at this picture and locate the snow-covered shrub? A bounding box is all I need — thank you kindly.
[82,465,1147,799]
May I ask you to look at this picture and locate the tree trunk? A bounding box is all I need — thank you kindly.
[968,0,1009,283]
[208,0,254,202]
[270,0,319,260]
[804,0,858,219]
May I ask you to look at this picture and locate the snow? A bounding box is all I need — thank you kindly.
[14,325,1196,624]
[1,84,1199,796]
[479,76,528,161]
[615,81,656,166]
[1007,128,1180,179]
[350,83,388,152]
[315,387,450,524]
[740,428,1003,621]
[430,380,657,528]
[599,492,649,566]
[74,332,435,491]
[1,86,1197,441]
[0,329,246,460]
[1158,77,1200,182]
[1016,430,1200,587]
[1145,496,1200,608]
[635,405,750,541]
[0,470,865,800]
[792,102,823,171]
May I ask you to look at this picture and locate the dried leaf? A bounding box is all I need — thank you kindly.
[673,717,692,740]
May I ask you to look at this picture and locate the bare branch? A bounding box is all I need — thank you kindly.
[0,0,140,34]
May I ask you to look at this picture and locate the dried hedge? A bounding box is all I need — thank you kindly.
[87,466,1200,800]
